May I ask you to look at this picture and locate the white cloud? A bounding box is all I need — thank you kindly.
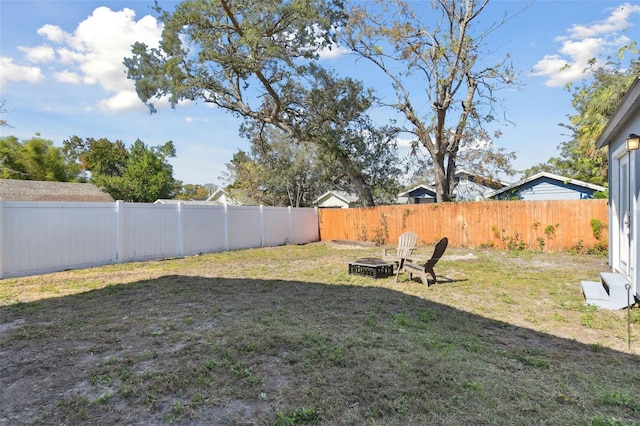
[318,43,351,60]
[395,137,417,149]
[18,6,164,111]
[37,24,67,43]
[298,24,349,60]
[461,137,492,151]
[0,57,44,89]
[57,48,87,65]
[185,116,209,123]
[54,70,81,84]
[563,2,640,39]
[98,90,149,112]
[18,44,55,63]
[530,2,640,87]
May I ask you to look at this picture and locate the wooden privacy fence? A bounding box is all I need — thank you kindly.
[317,199,609,252]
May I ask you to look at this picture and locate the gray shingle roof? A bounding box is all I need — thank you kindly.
[0,179,114,202]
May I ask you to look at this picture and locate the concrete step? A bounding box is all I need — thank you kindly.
[581,280,614,309]
[581,272,634,310]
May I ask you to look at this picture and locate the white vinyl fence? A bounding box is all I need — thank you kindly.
[0,200,319,279]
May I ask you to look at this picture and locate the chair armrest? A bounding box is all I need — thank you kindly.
[403,253,426,262]
[403,262,424,272]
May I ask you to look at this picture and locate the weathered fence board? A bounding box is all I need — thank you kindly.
[317,199,608,252]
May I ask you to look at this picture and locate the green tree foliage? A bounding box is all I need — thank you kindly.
[342,0,519,202]
[124,0,401,206]
[0,100,8,128]
[0,135,75,181]
[63,135,128,182]
[523,52,640,186]
[226,116,402,207]
[120,140,177,202]
[125,0,344,114]
[175,184,211,200]
[0,136,26,179]
[251,131,326,207]
[226,128,402,207]
[296,65,402,205]
[223,150,265,205]
[63,136,177,202]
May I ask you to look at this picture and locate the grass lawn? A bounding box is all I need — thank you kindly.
[1,242,639,425]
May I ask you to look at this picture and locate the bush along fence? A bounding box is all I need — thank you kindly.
[0,201,319,279]
[317,199,608,253]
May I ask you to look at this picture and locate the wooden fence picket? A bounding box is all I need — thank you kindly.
[318,199,608,252]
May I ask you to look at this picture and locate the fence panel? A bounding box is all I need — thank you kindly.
[1,202,117,277]
[181,204,227,255]
[262,206,290,247]
[291,207,319,244]
[318,199,608,252]
[0,202,319,279]
[121,203,181,262]
[227,206,262,250]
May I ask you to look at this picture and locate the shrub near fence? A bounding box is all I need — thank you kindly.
[0,201,319,279]
[317,199,609,252]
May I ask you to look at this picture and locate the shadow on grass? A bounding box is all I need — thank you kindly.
[400,276,468,286]
[1,275,639,425]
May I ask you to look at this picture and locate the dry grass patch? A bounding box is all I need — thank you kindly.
[1,242,639,425]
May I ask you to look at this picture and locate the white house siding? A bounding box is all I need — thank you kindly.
[609,117,640,297]
[318,196,350,208]
[595,77,640,299]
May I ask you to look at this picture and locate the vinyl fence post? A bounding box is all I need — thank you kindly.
[116,200,125,263]
[178,202,184,256]
[260,205,265,247]
[0,200,4,278]
[288,206,293,245]
[224,203,229,252]
[314,206,319,242]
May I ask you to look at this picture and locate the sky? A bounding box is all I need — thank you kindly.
[1,0,639,188]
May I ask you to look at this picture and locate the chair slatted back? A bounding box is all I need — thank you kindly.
[396,231,418,258]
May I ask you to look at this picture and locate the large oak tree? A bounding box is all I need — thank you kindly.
[124,0,398,206]
[342,0,519,201]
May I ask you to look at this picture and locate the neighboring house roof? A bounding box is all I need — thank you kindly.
[206,187,226,202]
[313,190,359,208]
[398,184,436,204]
[399,170,507,203]
[398,184,436,199]
[454,169,508,188]
[0,179,114,202]
[206,188,252,205]
[596,77,640,149]
[485,172,606,200]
